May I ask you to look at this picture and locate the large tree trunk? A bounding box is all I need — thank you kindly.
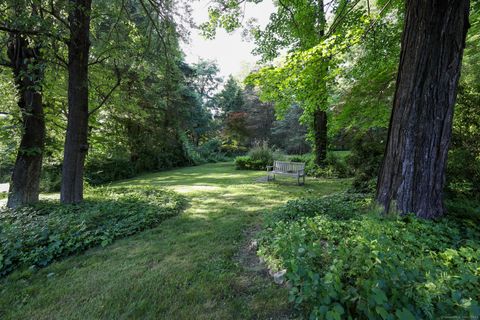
[376,0,470,218]
[312,0,328,166]
[313,109,327,165]
[6,35,45,208]
[61,0,92,204]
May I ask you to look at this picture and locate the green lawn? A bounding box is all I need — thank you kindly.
[0,162,349,319]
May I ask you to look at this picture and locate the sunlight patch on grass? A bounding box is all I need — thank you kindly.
[173,185,222,193]
[0,162,349,319]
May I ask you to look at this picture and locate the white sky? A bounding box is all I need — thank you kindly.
[181,0,276,79]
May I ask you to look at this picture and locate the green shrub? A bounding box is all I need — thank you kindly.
[348,129,386,192]
[197,139,230,163]
[249,142,274,163]
[288,154,311,163]
[266,193,367,223]
[220,144,248,157]
[40,163,62,192]
[258,195,480,319]
[0,187,186,276]
[446,197,480,220]
[85,157,137,185]
[234,155,270,170]
[311,153,353,178]
[234,142,275,170]
[0,161,13,184]
[290,152,354,178]
[181,135,204,165]
[446,148,480,200]
[39,158,138,192]
[198,138,221,154]
[183,137,231,165]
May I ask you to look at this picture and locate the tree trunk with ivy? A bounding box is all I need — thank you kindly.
[6,35,45,208]
[61,0,92,204]
[376,0,470,218]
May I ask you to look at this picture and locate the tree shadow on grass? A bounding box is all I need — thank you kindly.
[0,163,349,319]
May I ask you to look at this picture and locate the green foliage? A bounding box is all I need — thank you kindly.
[271,105,310,154]
[447,5,480,202]
[331,3,402,135]
[0,161,13,184]
[445,197,480,220]
[446,148,480,199]
[310,152,353,179]
[248,142,275,163]
[238,1,402,165]
[1,0,224,195]
[85,157,137,186]
[234,156,267,170]
[258,194,480,319]
[264,193,366,224]
[0,187,186,276]
[196,139,230,163]
[235,142,275,170]
[220,143,248,157]
[182,137,230,165]
[210,76,245,116]
[347,129,387,192]
[0,71,19,184]
[39,157,141,193]
[289,152,353,178]
[39,163,62,193]
[0,162,348,319]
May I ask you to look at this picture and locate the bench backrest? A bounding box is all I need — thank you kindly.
[273,161,305,172]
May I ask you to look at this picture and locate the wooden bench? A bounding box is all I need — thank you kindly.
[267,161,306,185]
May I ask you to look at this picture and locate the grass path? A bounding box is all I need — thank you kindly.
[0,163,349,319]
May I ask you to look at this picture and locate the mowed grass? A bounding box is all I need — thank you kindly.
[0,162,349,319]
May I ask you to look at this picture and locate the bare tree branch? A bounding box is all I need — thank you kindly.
[88,63,122,117]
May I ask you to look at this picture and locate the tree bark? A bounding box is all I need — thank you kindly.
[6,35,45,208]
[376,0,470,218]
[61,0,92,204]
[313,109,327,165]
[312,0,328,166]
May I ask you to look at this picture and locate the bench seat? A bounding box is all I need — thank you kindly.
[267,161,306,185]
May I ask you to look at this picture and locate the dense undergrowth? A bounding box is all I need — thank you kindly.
[258,194,480,319]
[289,152,352,178]
[0,187,186,277]
[234,142,352,179]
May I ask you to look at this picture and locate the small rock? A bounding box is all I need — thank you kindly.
[249,240,258,251]
[47,272,55,278]
[273,269,287,285]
